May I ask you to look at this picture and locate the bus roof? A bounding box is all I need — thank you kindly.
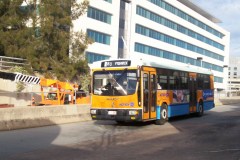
[91,58,213,75]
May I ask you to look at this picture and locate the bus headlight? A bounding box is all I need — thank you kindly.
[91,109,97,114]
[129,110,138,115]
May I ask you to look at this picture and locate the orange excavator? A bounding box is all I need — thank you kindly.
[39,78,90,105]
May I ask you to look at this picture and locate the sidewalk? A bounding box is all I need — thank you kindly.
[215,96,240,106]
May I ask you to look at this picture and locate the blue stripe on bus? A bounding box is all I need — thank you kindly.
[168,103,189,117]
[203,101,214,111]
[156,106,161,120]
[156,101,214,120]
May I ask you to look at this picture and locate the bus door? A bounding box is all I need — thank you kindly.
[142,67,157,120]
[189,73,197,113]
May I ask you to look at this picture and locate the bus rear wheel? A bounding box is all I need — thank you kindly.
[197,102,204,117]
[156,103,168,125]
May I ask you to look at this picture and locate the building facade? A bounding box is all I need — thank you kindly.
[228,56,240,94]
[73,0,230,90]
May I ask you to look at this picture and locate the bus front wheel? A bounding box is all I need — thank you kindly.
[156,104,168,125]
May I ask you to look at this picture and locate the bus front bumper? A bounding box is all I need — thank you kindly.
[90,109,142,122]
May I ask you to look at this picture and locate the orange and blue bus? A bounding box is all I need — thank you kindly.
[90,59,214,125]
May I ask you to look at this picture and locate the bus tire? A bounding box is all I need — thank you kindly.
[197,102,204,117]
[156,103,168,125]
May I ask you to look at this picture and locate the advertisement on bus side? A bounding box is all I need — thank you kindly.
[203,89,214,101]
[173,90,189,104]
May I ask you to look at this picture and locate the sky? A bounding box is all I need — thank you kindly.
[190,0,240,56]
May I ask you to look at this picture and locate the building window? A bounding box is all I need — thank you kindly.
[86,52,110,63]
[164,19,176,29]
[135,42,223,73]
[148,0,225,39]
[176,39,185,48]
[136,6,225,51]
[188,30,196,38]
[177,25,186,34]
[214,76,223,83]
[177,10,187,20]
[202,62,223,72]
[188,16,197,25]
[164,35,174,45]
[103,0,112,3]
[87,29,111,45]
[135,24,224,62]
[87,7,112,24]
[165,3,176,14]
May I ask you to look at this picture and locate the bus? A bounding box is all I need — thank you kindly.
[90,58,214,125]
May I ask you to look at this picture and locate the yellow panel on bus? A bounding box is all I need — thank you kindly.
[156,90,173,106]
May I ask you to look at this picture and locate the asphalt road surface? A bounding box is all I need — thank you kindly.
[0,103,240,160]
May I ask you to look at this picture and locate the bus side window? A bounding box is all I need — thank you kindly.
[158,75,167,89]
[180,72,188,89]
[157,68,168,90]
[197,74,204,89]
[181,76,188,89]
[173,71,180,89]
[203,75,210,89]
[169,76,175,89]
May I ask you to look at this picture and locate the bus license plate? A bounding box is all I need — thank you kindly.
[108,111,117,115]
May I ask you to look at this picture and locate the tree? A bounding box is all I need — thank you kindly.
[0,0,92,82]
[0,0,35,57]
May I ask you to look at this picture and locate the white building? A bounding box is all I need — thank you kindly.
[228,56,240,94]
[73,0,230,90]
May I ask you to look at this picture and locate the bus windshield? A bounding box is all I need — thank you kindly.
[93,70,138,96]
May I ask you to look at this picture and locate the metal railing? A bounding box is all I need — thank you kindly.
[0,56,27,70]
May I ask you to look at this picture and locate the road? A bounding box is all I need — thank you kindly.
[0,104,240,160]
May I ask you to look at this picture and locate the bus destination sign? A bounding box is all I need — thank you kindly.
[101,60,131,67]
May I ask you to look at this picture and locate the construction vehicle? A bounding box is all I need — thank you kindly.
[0,71,90,105]
[39,78,90,105]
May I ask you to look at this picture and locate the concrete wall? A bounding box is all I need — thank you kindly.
[0,79,42,107]
[0,97,239,131]
[0,104,91,131]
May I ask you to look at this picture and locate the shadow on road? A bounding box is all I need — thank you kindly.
[2,104,240,160]
[94,119,156,126]
[0,121,61,160]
